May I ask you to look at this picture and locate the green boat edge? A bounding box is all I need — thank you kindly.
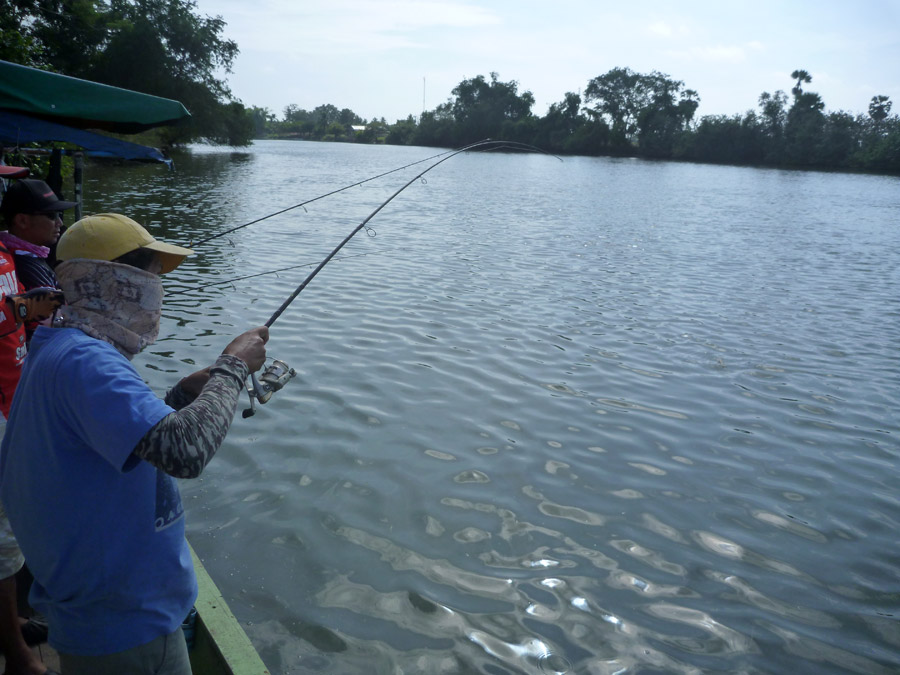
[188,543,271,675]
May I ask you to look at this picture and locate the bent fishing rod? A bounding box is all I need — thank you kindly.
[241,139,559,416]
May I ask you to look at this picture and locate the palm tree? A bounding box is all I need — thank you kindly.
[790,69,812,97]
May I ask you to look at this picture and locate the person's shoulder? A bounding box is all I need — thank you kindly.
[31,329,131,387]
[12,250,42,264]
[31,327,114,362]
[32,325,84,346]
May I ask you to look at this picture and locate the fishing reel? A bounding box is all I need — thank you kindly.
[242,358,297,418]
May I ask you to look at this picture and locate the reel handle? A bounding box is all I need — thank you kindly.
[242,373,262,418]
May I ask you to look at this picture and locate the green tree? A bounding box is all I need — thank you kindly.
[3,0,250,145]
[324,121,348,140]
[855,114,900,171]
[412,104,456,147]
[759,89,788,164]
[535,92,586,152]
[868,95,892,124]
[682,114,743,163]
[384,116,416,145]
[1,0,50,66]
[784,71,826,165]
[568,118,610,156]
[757,90,788,162]
[816,111,860,168]
[338,108,363,126]
[282,104,304,123]
[248,106,275,138]
[637,74,699,157]
[355,120,385,144]
[94,0,245,143]
[856,96,898,171]
[677,89,701,125]
[585,68,698,156]
[309,103,340,134]
[447,72,535,145]
[758,91,788,134]
[23,0,110,77]
[584,67,646,147]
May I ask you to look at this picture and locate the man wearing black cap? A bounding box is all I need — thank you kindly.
[1,180,77,336]
[0,168,59,675]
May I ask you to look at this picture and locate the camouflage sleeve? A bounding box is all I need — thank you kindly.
[132,354,250,478]
[164,377,198,411]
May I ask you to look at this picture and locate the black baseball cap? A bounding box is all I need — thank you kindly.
[1,179,77,216]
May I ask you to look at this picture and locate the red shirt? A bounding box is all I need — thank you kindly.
[0,243,26,419]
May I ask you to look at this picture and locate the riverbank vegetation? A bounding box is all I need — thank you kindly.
[264,69,899,174]
[3,1,897,173]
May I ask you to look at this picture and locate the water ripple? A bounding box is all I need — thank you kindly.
[84,145,900,674]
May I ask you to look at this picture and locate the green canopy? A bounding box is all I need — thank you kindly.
[0,60,191,133]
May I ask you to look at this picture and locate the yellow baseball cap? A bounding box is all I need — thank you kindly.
[56,213,193,274]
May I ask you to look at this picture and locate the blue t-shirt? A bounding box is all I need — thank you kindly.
[0,326,198,655]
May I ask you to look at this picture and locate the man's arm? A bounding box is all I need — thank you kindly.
[131,326,268,478]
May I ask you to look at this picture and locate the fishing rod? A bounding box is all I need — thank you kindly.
[190,147,458,247]
[241,139,559,417]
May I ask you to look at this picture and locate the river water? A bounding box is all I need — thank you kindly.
[81,141,899,674]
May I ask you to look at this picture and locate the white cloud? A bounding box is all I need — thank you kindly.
[666,43,758,64]
[646,20,690,38]
[213,0,500,57]
[647,21,674,37]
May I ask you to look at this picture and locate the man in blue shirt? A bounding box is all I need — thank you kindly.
[0,213,268,675]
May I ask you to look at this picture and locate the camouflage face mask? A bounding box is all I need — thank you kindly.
[55,259,163,359]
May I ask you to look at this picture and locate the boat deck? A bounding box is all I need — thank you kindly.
[2,545,268,675]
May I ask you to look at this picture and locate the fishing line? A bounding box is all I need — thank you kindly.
[264,139,559,329]
[164,248,394,296]
[189,147,460,247]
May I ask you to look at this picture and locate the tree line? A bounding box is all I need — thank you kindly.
[4,1,897,173]
[262,69,898,174]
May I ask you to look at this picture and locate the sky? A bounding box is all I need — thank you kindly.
[192,0,900,123]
